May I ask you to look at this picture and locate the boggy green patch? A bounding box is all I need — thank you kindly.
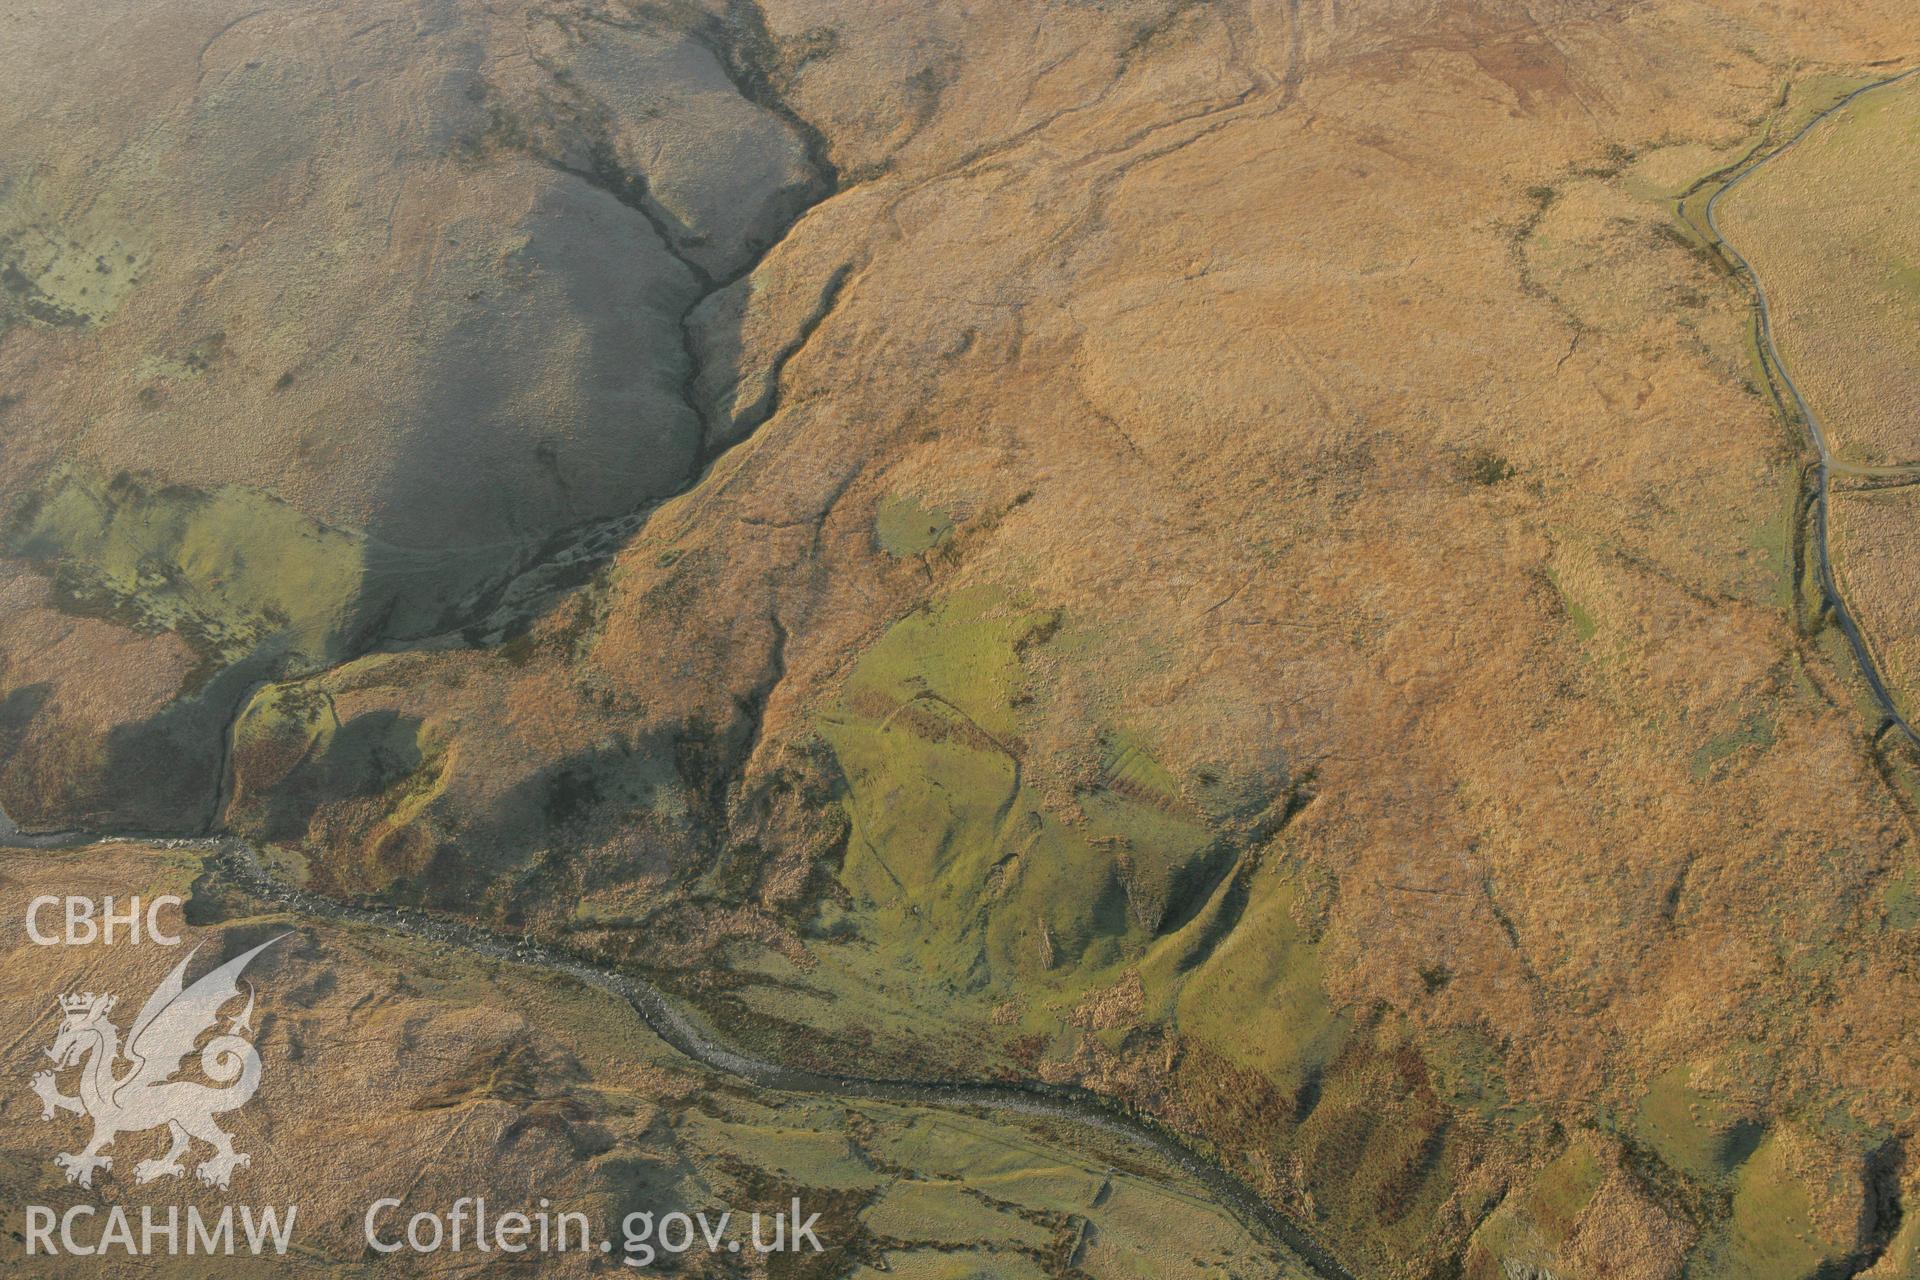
[817,587,1221,1004]
[0,212,148,331]
[1544,568,1598,642]
[1689,1130,1858,1280]
[1690,712,1775,781]
[1885,872,1920,930]
[5,462,367,684]
[874,495,955,558]
[1634,1063,1765,1183]
[5,461,516,691]
[669,1097,1281,1278]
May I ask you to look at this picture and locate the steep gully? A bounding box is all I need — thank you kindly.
[0,26,1356,1280]
[430,6,850,650]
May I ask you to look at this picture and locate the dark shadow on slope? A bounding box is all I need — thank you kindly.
[0,4,847,838]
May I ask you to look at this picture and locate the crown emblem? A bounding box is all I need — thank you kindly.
[58,993,113,1016]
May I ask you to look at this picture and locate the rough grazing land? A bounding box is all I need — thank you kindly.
[0,844,1277,1278]
[3,2,1920,1276]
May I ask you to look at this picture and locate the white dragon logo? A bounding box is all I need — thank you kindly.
[30,935,287,1189]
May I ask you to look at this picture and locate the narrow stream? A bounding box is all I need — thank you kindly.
[0,816,1353,1279]
[1704,67,1920,748]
